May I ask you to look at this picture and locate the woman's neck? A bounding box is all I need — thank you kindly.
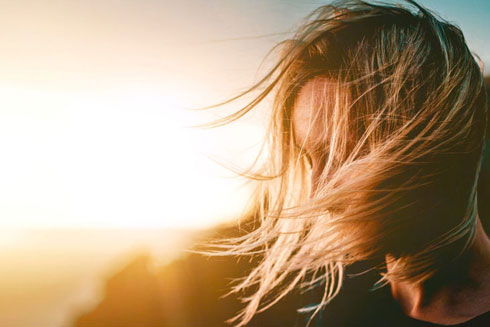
[388,217,490,325]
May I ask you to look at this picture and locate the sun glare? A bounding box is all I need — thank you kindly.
[0,85,257,229]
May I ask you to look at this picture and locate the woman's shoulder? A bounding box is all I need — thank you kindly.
[303,261,490,327]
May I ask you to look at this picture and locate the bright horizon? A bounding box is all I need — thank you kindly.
[0,83,262,228]
[1,0,489,228]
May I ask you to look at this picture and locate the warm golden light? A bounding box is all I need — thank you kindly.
[1,1,489,327]
[0,84,261,228]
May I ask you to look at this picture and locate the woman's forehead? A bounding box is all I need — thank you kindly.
[292,78,335,147]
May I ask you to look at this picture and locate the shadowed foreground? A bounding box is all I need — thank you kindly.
[73,169,490,327]
[72,225,305,327]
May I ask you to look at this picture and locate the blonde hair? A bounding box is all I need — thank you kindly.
[210,1,488,325]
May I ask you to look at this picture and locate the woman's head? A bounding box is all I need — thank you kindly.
[217,1,487,325]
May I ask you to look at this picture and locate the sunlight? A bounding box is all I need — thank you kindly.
[0,85,258,228]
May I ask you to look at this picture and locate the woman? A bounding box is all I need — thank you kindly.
[212,1,490,326]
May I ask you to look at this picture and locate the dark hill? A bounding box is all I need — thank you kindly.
[72,225,305,327]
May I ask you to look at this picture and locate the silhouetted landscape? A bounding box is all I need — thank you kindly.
[72,224,306,327]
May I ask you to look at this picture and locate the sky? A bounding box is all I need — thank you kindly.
[1,0,489,228]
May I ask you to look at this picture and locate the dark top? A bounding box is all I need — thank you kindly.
[298,261,490,327]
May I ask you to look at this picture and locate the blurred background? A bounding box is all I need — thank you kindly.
[1,1,489,326]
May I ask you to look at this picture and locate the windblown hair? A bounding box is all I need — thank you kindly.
[211,1,488,325]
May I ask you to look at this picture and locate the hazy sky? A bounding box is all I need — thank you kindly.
[1,0,489,228]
